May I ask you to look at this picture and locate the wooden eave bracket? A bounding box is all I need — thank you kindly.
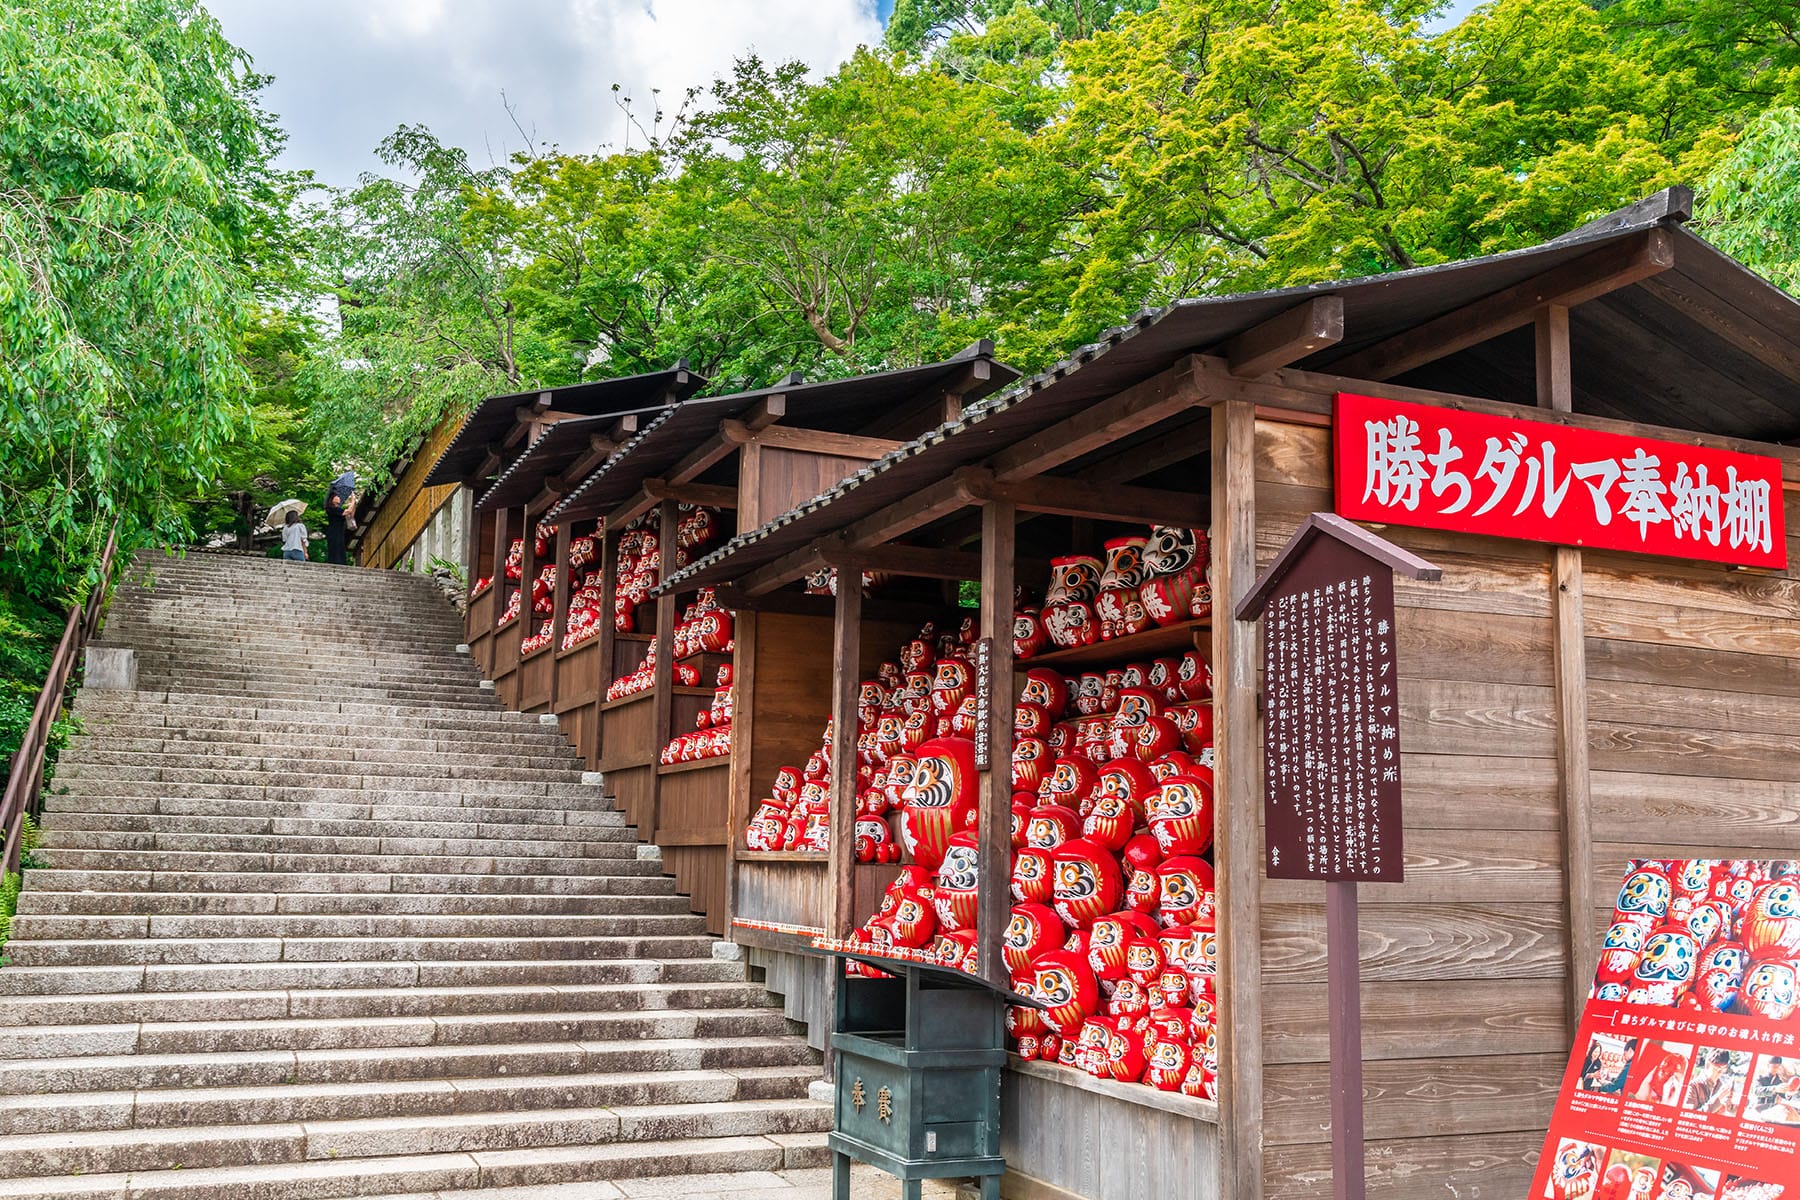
[1222,296,1344,379]
[1327,228,1677,382]
[643,478,738,509]
[967,474,1208,528]
[988,355,1211,483]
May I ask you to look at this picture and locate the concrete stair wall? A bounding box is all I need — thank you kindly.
[0,551,826,1199]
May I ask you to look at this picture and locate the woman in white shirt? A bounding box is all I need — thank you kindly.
[282,511,309,561]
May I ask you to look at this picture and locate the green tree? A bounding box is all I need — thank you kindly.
[0,0,284,600]
[1698,106,1800,294]
[302,127,523,493]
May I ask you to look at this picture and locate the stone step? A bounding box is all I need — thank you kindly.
[0,1005,795,1060]
[66,727,572,753]
[71,704,547,737]
[40,805,624,841]
[0,957,746,998]
[35,831,640,864]
[75,693,507,720]
[0,980,779,1028]
[0,1064,817,1134]
[19,868,675,898]
[0,1099,830,1180]
[61,747,582,771]
[0,1132,825,1198]
[44,792,619,828]
[8,911,708,943]
[14,890,684,919]
[0,1034,819,1094]
[30,848,651,880]
[4,933,717,967]
[51,780,606,807]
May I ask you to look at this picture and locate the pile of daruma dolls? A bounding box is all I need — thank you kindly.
[746,528,1224,1096]
[1595,858,1800,1020]
[560,505,725,653]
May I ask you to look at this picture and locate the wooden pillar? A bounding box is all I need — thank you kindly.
[550,523,573,704]
[517,511,539,660]
[594,523,620,768]
[491,506,513,632]
[459,486,480,599]
[975,500,1015,987]
[829,574,863,940]
[1538,303,1595,1024]
[648,501,679,842]
[1212,397,1264,1200]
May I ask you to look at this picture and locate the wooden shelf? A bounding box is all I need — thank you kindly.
[520,643,552,662]
[736,850,828,863]
[1020,619,1210,670]
[616,631,654,643]
[600,691,653,711]
[677,649,733,666]
[672,685,716,697]
[657,756,729,776]
[556,638,600,660]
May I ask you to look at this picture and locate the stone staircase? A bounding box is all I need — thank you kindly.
[0,551,828,1198]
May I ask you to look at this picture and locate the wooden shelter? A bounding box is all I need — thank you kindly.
[455,346,1015,934]
[649,189,1800,1200]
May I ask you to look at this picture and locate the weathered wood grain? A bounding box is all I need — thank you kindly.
[1588,720,1800,781]
[1394,608,1553,686]
[1263,1130,1541,1200]
[1585,595,1800,659]
[1262,978,1568,1064]
[1398,677,1558,760]
[1582,552,1800,620]
[1262,1052,1564,1144]
[1586,634,1800,699]
[1591,770,1800,844]
[1259,829,1562,905]
[1260,902,1567,985]
[1588,678,1800,737]
[1390,753,1561,831]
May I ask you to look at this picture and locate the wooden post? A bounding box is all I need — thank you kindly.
[649,501,679,843]
[1212,398,1264,1200]
[594,523,619,768]
[975,500,1015,988]
[550,523,572,706]
[828,571,863,941]
[1326,881,1365,1200]
[492,506,513,646]
[1538,303,1596,1025]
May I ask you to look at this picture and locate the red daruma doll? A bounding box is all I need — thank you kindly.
[933,832,981,932]
[1050,838,1124,928]
[898,737,977,870]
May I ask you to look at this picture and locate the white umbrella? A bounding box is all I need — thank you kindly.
[263,498,307,531]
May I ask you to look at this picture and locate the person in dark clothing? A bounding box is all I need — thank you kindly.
[325,470,356,564]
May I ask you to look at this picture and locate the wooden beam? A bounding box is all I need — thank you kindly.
[1211,398,1263,1200]
[1328,228,1676,382]
[975,500,1015,988]
[967,474,1208,528]
[1222,295,1344,378]
[818,541,983,581]
[647,502,679,839]
[642,479,739,509]
[1538,306,1596,1028]
[549,522,572,699]
[989,356,1208,482]
[740,424,903,460]
[1549,186,1691,244]
[472,441,507,482]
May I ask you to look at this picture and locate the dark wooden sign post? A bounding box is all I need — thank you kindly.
[1237,512,1439,1200]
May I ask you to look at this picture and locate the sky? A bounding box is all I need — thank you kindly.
[209,0,1480,190]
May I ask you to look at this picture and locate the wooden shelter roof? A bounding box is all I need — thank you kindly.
[660,190,1800,594]
[543,341,1018,523]
[424,362,706,488]
[474,407,670,512]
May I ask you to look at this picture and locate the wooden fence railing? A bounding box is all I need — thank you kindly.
[1,529,118,875]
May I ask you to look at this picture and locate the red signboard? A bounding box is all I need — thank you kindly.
[1531,859,1800,1200]
[1334,394,1787,570]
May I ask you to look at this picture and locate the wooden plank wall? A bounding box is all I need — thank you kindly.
[1001,1063,1221,1200]
[1579,491,1800,962]
[359,417,461,569]
[1254,417,1568,1197]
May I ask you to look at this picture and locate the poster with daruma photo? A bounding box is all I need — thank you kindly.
[1532,859,1799,1200]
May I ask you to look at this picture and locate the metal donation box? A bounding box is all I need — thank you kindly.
[828,954,1009,1199]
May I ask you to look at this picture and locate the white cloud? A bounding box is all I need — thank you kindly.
[206,0,883,186]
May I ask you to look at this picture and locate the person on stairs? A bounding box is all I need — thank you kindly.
[281,510,309,562]
[324,470,356,565]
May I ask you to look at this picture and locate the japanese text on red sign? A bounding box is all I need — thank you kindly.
[1334,393,1788,570]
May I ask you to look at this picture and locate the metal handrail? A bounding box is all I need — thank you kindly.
[0,529,119,875]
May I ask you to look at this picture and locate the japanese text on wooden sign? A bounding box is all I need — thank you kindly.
[1261,535,1404,882]
[1334,393,1788,570]
[972,638,993,771]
